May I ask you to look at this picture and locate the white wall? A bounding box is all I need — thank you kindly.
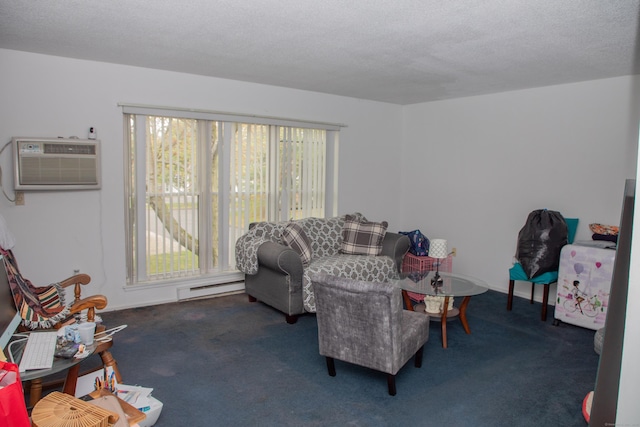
[401,76,640,302]
[0,48,403,310]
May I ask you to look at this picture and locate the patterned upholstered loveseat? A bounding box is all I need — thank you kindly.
[235,213,410,323]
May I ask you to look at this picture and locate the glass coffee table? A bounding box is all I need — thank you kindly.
[392,271,489,348]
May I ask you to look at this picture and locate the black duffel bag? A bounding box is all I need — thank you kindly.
[516,209,568,279]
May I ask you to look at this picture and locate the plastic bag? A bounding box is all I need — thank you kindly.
[516,209,568,279]
[0,361,31,427]
[399,230,430,256]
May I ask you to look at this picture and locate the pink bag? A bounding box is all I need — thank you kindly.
[0,361,30,427]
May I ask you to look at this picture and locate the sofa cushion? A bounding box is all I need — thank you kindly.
[340,215,388,256]
[294,216,345,258]
[281,222,312,265]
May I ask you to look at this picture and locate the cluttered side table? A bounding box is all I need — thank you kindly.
[393,271,489,348]
[7,335,96,407]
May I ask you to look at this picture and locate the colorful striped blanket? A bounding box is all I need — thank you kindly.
[1,248,70,329]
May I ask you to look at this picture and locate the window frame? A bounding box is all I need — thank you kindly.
[122,104,341,287]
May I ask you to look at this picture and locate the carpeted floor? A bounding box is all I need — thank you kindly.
[96,289,599,426]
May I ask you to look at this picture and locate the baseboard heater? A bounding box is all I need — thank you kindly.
[176,280,244,301]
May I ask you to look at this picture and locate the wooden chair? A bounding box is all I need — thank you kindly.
[0,248,121,404]
[507,217,579,321]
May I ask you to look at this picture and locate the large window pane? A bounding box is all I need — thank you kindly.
[229,123,269,242]
[145,117,199,278]
[278,127,326,220]
[125,111,334,286]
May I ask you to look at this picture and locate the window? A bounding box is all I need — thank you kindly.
[123,106,339,286]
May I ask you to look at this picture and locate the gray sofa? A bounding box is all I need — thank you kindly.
[235,214,410,323]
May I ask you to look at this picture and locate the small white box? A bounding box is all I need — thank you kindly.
[137,396,163,427]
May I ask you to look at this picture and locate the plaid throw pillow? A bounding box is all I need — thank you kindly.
[282,222,313,265]
[340,215,388,256]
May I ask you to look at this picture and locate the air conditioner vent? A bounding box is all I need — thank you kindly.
[43,143,97,155]
[12,137,101,191]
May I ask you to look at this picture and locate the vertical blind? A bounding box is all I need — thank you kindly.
[279,127,326,220]
[229,123,269,252]
[123,104,340,284]
[145,117,200,279]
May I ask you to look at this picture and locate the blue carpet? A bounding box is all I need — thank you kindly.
[99,290,598,426]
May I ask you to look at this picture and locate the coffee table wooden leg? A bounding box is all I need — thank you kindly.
[441,297,449,348]
[459,296,472,334]
[402,290,415,311]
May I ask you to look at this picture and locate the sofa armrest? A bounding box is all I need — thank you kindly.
[381,232,410,273]
[257,241,304,277]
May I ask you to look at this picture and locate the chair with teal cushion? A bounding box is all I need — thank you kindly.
[507,218,579,321]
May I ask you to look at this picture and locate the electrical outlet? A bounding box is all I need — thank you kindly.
[15,191,24,206]
[451,247,457,257]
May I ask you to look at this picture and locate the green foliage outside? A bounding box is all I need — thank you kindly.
[149,251,198,275]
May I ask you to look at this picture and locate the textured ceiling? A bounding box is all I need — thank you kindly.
[1,1,638,105]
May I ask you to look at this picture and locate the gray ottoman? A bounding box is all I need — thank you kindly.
[594,327,605,355]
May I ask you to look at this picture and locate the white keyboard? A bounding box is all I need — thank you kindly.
[19,331,58,372]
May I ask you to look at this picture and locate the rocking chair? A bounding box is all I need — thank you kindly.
[0,247,122,405]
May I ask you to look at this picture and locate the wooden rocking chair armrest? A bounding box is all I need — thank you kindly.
[69,295,108,322]
[69,295,108,312]
[58,273,92,303]
[58,273,91,288]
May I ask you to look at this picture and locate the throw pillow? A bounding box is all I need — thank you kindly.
[589,223,619,235]
[281,222,313,265]
[340,215,388,256]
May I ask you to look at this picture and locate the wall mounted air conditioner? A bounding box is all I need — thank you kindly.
[13,137,101,191]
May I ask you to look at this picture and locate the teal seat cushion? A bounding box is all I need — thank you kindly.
[509,262,558,284]
[565,218,579,244]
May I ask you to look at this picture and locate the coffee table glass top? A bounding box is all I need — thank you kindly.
[392,271,489,297]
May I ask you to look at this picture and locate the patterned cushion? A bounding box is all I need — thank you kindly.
[303,254,400,312]
[295,216,345,258]
[281,222,312,265]
[340,215,388,256]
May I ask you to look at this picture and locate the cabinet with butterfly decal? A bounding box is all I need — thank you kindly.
[554,243,616,330]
